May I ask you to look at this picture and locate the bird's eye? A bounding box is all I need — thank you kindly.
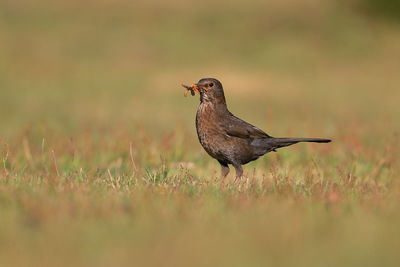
[209,83,214,87]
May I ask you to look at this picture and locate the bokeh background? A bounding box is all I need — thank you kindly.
[0,0,399,266]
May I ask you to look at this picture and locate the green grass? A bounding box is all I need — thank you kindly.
[0,0,400,266]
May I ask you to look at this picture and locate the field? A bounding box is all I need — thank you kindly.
[1,0,400,266]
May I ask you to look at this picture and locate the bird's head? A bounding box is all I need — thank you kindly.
[182,78,226,104]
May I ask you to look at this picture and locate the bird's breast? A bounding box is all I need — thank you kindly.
[196,103,218,140]
[195,103,233,160]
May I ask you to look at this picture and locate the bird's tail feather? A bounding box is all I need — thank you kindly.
[272,137,331,144]
[264,137,331,151]
[250,137,331,158]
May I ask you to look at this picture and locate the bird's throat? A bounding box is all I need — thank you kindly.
[198,99,229,119]
[200,92,227,106]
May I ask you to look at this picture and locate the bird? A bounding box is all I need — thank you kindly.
[182,78,331,181]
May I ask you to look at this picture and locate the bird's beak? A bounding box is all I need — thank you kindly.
[195,84,209,92]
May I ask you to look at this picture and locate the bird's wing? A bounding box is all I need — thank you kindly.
[222,113,272,139]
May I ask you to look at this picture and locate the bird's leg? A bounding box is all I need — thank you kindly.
[233,164,243,183]
[221,165,230,178]
[218,161,230,186]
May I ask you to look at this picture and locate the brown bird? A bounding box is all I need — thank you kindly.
[183,78,331,181]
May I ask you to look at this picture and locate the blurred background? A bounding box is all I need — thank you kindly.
[0,0,400,266]
[1,0,399,136]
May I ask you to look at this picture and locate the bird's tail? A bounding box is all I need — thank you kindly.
[264,137,331,150]
[273,137,331,144]
[250,137,331,159]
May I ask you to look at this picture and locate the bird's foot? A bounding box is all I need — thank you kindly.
[219,180,227,188]
[234,176,242,184]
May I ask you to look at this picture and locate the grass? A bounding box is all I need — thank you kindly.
[0,0,400,266]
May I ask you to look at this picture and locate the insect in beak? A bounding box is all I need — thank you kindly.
[182,83,200,96]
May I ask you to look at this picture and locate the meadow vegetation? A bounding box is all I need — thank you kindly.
[0,0,399,266]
